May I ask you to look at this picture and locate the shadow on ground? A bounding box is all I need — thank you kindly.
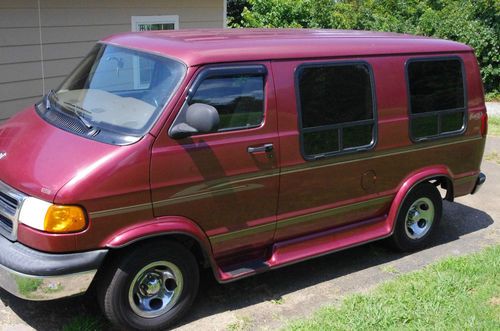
[0,201,494,331]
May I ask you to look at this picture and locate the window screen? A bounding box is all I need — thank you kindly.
[407,58,466,140]
[190,74,265,131]
[137,23,175,31]
[297,63,375,158]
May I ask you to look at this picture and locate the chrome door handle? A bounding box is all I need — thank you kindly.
[247,143,274,153]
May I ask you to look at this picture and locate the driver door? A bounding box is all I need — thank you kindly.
[150,62,279,259]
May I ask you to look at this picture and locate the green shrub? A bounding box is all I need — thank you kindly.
[231,0,499,93]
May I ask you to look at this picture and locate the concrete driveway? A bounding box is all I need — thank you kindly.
[486,102,500,116]
[1,137,499,331]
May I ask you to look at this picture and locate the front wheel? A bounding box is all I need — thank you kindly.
[390,182,443,251]
[98,240,199,330]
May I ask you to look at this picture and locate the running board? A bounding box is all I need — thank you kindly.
[217,215,391,282]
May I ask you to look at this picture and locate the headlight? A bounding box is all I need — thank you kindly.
[19,197,87,233]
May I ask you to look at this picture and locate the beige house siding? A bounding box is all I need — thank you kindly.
[0,0,225,121]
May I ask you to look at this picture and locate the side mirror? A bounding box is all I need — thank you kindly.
[170,103,220,139]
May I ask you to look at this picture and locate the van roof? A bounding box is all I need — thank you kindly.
[102,28,472,67]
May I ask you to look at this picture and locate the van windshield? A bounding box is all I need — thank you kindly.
[44,43,185,139]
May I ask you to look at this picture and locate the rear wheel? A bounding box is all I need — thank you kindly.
[98,241,199,330]
[391,182,442,251]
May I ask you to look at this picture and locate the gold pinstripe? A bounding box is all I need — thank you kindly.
[89,136,482,219]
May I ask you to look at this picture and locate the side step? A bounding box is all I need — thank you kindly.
[219,260,270,280]
[216,215,391,282]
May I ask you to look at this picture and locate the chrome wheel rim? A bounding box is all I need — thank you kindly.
[405,197,435,240]
[128,261,183,319]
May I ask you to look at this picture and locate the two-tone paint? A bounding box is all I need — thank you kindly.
[0,29,487,284]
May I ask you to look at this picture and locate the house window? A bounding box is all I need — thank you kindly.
[406,58,466,141]
[131,16,179,88]
[131,15,179,32]
[296,62,376,159]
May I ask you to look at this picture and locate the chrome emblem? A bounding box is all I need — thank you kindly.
[0,152,6,160]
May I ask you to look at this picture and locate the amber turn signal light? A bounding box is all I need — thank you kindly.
[44,205,87,233]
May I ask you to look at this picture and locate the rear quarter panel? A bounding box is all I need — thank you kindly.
[273,51,485,242]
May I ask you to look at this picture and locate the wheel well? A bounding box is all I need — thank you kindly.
[167,234,210,268]
[88,234,210,295]
[427,176,454,202]
[104,234,210,270]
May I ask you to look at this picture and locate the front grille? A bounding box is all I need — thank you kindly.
[0,191,18,215]
[0,181,26,241]
[0,214,13,232]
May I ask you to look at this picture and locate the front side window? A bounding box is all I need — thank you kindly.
[188,70,265,132]
[297,63,376,159]
[40,44,186,140]
[407,58,466,140]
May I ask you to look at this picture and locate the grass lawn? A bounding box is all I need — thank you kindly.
[486,151,500,164]
[485,91,500,102]
[489,115,500,136]
[62,315,105,331]
[286,245,500,331]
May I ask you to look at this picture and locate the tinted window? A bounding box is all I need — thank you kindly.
[298,63,375,158]
[407,58,466,140]
[304,129,339,156]
[408,60,464,113]
[300,65,373,127]
[190,75,264,131]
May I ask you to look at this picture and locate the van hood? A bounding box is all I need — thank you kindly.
[0,107,143,202]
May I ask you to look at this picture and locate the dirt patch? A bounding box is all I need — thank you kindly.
[489,297,500,306]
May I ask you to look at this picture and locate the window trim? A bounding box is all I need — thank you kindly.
[168,64,268,137]
[295,60,378,161]
[405,56,468,143]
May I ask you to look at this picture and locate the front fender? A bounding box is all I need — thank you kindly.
[104,215,211,248]
[103,215,215,264]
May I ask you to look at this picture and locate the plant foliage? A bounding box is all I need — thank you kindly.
[228,0,499,93]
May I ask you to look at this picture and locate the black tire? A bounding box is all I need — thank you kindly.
[98,240,199,331]
[390,182,442,251]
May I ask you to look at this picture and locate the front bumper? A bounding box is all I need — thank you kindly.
[0,235,107,301]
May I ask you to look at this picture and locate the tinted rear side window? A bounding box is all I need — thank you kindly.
[297,63,376,158]
[407,58,466,140]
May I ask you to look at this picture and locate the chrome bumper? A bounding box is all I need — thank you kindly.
[0,233,107,301]
[0,264,97,301]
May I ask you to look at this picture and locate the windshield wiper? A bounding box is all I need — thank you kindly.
[45,89,55,110]
[63,103,94,129]
[44,90,95,130]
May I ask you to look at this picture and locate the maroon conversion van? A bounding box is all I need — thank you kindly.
[0,29,487,330]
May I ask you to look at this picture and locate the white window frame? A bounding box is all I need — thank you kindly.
[223,0,228,28]
[131,15,179,88]
[131,15,179,32]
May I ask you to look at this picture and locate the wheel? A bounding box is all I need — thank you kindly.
[98,240,199,330]
[390,182,442,251]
